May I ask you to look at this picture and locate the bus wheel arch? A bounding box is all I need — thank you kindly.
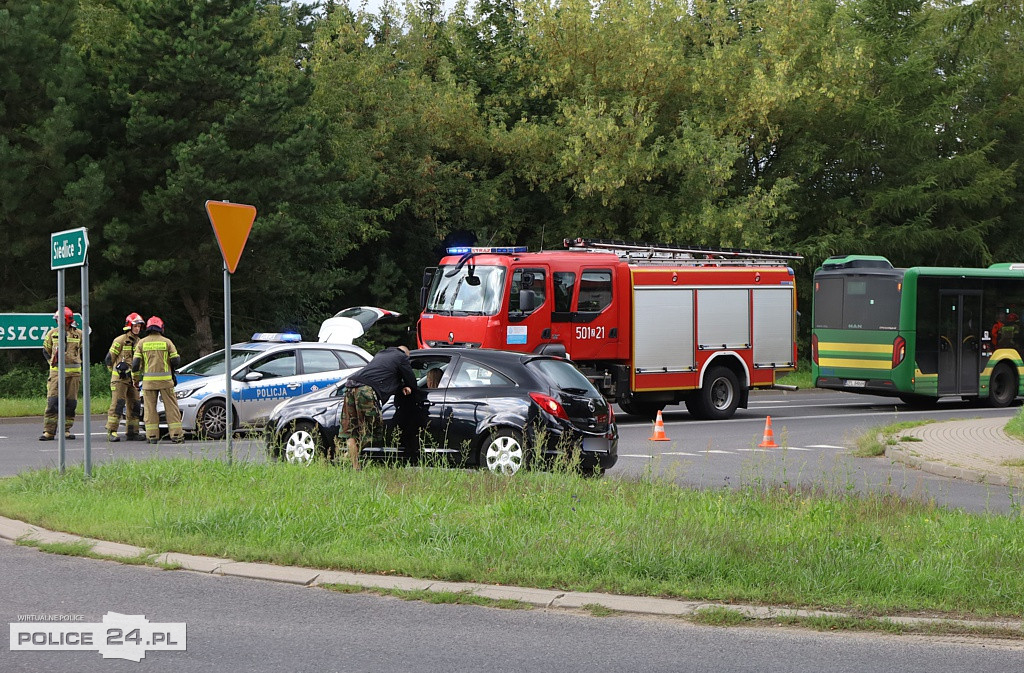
[988,361,1019,408]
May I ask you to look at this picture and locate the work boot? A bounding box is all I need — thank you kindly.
[347,438,361,471]
[39,432,55,441]
[171,437,184,444]
[147,438,158,445]
[126,432,142,441]
[65,432,76,440]
[107,431,120,443]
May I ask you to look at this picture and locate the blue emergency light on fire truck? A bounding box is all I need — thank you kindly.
[417,238,802,420]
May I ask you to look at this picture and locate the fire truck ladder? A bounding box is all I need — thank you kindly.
[564,238,803,267]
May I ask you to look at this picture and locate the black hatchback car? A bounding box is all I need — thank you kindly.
[265,348,618,474]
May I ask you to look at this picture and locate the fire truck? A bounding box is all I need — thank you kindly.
[417,238,801,419]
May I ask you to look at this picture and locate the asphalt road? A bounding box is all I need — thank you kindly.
[1,389,1021,513]
[2,540,1022,673]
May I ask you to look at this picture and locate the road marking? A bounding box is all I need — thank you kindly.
[700,450,735,454]
[661,452,698,456]
[616,406,1016,428]
[619,454,653,459]
[807,444,846,449]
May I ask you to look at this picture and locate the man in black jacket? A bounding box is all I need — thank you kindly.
[340,345,417,470]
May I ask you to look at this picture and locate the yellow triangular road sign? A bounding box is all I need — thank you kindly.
[205,200,256,274]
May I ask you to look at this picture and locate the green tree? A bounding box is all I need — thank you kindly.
[91,0,362,355]
[0,1,106,315]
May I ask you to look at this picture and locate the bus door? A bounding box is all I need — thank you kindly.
[937,291,982,396]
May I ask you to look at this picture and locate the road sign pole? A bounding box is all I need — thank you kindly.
[57,271,66,474]
[81,261,92,478]
[224,263,233,466]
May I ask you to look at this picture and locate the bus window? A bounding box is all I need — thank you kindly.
[814,278,844,329]
[844,277,901,330]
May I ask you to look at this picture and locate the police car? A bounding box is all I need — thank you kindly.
[159,333,372,439]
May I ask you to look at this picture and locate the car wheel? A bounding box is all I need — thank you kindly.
[481,428,525,475]
[283,422,321,465]
[198,399,229,440]
[697,366,740,420]
[989,362,1018,408]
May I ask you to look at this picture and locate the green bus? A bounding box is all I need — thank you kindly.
[811,255,1024,407]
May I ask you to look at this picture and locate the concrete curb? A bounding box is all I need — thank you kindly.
[886,444,1021,488]
[1,514,1021,635]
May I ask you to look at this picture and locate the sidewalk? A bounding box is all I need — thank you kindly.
[887,416,1024,488]
[0,514,1020,634]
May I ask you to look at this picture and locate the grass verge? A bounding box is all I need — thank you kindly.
[0,395,112,418]
[2,458,1023,619]
[853,420,935,457]
[1005,411,1024,442]
[322,584,531,610]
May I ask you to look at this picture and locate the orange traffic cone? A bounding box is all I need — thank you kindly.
[758,416,779,448]
[648,410,670,441]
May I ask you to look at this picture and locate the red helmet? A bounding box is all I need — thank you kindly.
[124,312,145,329]
[146,316,164,332]
[55,307,74,326]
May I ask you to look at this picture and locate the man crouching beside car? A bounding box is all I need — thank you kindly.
[338,345,417,470]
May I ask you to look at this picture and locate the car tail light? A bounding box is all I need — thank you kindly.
[529,392,569,420]
[892,336,906,368]
[811,334,819,365]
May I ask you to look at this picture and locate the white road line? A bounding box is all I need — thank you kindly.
[619,454,653,459]
[661,452,698,456]
[617,406,1016,428]
[700,450,735,454]
[807,444,846,449]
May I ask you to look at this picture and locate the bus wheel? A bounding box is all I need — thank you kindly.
[898,394,938,409]
[697,366,740,420]
[988,363,1018,408]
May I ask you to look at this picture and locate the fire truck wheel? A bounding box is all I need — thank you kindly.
[618,399,664,420]
[697,366,739,420]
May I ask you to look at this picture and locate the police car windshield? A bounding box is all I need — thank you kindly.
[179,349,261,377]
[426,265,506,316]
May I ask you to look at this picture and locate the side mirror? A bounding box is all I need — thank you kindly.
[244,371,264,382]
[519,289,536,313]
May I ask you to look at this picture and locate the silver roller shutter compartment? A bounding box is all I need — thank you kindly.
[633,287,695,373]
[697,289,750,350]
[752,288,794,367]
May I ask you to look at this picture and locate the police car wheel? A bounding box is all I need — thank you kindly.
[283,422,320,465]
[198,400,228,440]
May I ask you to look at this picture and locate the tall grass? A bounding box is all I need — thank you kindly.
[1,459,1023,617]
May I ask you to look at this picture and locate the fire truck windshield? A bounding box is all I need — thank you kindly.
[426,265,507,316]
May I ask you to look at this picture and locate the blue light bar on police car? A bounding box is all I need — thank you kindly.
[251,332,302,342]
[446,246,528,255]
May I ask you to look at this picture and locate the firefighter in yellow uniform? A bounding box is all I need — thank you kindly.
[40,307,82,441]
[131,316,184,444]
[104,313,145,442]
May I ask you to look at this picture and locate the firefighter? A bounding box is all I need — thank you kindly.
[131,316,184,444]
[39,307,82,441]
[104,313,145,442]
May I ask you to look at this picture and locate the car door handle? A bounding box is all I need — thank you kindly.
[286,383,301,389]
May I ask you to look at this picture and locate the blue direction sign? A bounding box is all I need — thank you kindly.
[0,313,84,349]
[51,227,89,269]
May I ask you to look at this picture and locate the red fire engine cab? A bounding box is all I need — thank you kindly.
[417,238,801,420]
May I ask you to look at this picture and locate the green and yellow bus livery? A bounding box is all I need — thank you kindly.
[812,255,1024,407]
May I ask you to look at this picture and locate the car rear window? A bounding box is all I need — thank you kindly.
[528,359,600,395]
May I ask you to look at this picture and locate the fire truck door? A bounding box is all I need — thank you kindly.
[506,267,551,351]
[566,268,618,359]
